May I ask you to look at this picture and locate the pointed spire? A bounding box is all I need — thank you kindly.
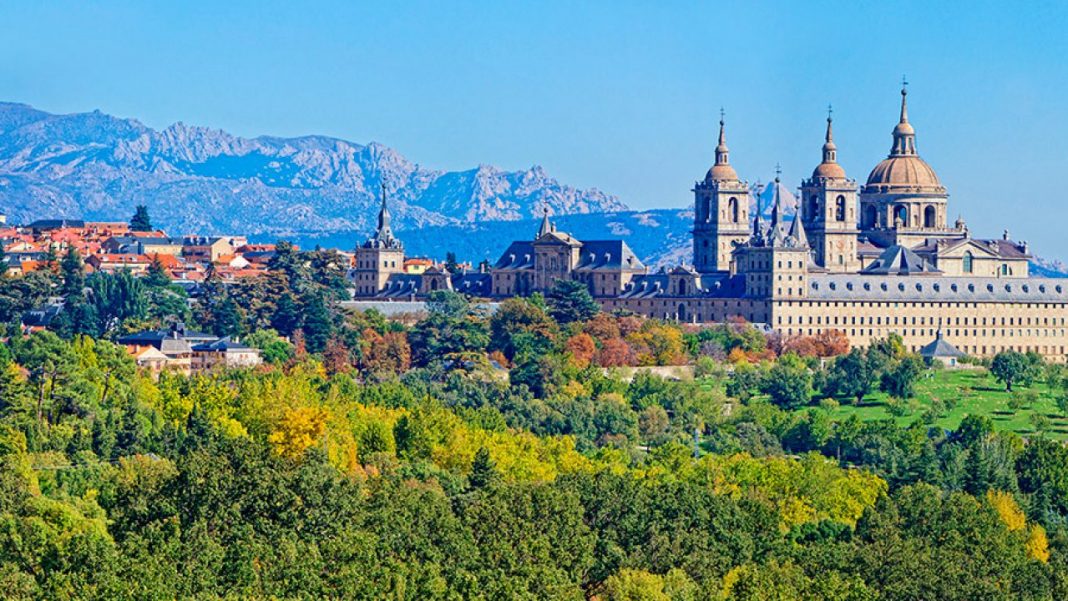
[890,77,917,156]
[705,107,739,182]
[899,75,909,123]
[364,182,402,249]
[715,107,729,165]
[787,206,808,248]
[769,167,783,234]
[537,206,551,238]
[823,104,837,162]
[376,182,393,239]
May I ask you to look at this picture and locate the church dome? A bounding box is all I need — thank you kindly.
[707,163,739,182]
[812,160,845,179]
[865,155,941,188]
[863,84,944,192]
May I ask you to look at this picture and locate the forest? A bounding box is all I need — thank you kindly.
[2,244,1068,600]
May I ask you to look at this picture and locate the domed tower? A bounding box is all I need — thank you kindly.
[799,108,861,272]
[860,82,957,248]
[693,112,750,273]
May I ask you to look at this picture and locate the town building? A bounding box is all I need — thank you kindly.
[117,323,262,375]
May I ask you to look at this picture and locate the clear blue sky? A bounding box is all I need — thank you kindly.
[4,1,1068,256]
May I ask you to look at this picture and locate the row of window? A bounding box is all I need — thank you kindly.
[780,313,1068,327]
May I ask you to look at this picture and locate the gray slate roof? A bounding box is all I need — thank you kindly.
[920,334,964,358]
[809,274,1068,302]
[861,245,940,275]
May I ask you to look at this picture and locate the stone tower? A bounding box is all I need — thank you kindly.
[693,113,750,273]
[734,173,811,300]
[800,110,861,272]
[353,184,405,296]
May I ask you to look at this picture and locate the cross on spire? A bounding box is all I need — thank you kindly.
[901,74,909,91]
[774,163,782,182]
[827,103,833,120]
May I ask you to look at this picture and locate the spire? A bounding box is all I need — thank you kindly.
[899,75,909,123]
[715,108,729,166]
[750,180,764,243]
[363,182,402,249]
[537,206,551,238]
[890,77,917,156]
[787,205,808,248]
[376,183,393,239]
[767,167,785,245]
[705,108,739,181]
[823,104,837,163]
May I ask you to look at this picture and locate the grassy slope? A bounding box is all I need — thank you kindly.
[709,368,1067,440]
[825,368,1067,439]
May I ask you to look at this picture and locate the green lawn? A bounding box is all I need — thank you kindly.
[825,368,1068,440]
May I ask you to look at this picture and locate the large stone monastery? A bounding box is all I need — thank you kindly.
[351,85,1068,361]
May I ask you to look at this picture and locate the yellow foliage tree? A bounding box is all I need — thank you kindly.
[1027,524,1050,563]
[268,405,330,459]
[987,490,1026,532]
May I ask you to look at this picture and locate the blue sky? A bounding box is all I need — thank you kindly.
[3,1,1068,256]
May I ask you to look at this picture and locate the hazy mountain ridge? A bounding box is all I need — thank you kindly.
[0,102,625,234]
[281,207,1068,279]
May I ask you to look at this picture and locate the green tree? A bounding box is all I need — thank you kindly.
[990,350,1036,392]
[59,247,86,297]
[488,297,557,361]
[409,291,489,366]
[444,251,461,273]
[879,355,924,398]
[300,292,334,354]
[469,446,499,490]
[144,255,172,287]
[761,353,812,409]
[826,348,875,404]
[547,279,600,324]
[129,204,153,231]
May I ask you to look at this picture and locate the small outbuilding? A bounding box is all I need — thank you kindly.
[919,330,965,367]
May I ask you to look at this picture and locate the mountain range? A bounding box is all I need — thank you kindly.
[0,102,625,235]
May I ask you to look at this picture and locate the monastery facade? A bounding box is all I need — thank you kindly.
[351,85,1068,361]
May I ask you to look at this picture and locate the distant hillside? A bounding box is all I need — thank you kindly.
[0,102,625,235]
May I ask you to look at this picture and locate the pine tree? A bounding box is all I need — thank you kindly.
[469,446,499,490]
[145,255,171,288]
[271,292,302,336]
[301,292,333,354]
[60,248,86,298]
[129,205,153,232]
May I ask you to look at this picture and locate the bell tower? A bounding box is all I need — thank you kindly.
[800,108,860,272]
[693,111,750,273]
[353,184,405,296]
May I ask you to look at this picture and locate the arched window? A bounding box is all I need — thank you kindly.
[808,196,819,221]
[678,303,688,322]
[677,279,687,296]
[894,205,908,227]
[835,196,846,221]
[728,197,739,223]
[963,251,974,273]
[430,278,439,291]
[924,205,936,228]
